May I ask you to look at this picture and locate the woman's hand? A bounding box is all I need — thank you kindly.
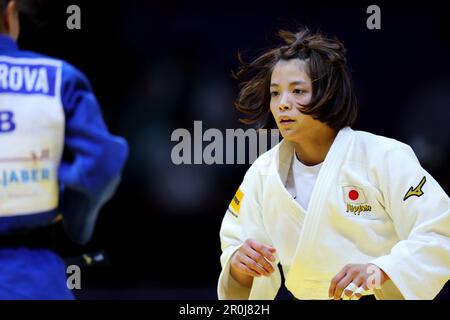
[230,239,277,287]
[328,263,390,300]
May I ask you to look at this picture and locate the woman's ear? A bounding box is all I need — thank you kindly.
[3,0,20,40]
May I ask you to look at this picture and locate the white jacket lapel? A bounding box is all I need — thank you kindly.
[285,127,355,291]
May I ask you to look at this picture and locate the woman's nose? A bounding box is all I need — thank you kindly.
[279,94,292,111]
[278,103,291,111]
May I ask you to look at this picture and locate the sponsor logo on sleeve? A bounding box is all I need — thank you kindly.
[403,176,426,201]
[228,187,244,218]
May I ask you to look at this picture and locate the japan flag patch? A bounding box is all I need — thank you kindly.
[343,186,366,204]
[342,186,372,216]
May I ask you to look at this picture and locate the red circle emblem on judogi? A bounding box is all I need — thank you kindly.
[349,190,359,201]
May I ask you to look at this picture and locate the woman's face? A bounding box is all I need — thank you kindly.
[270,58,322,141]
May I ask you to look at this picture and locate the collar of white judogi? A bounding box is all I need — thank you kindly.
[272,126,354,187]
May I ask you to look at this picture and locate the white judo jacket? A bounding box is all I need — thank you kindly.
[218,127,450,300]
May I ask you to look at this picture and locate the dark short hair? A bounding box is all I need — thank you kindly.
[233,27,358,131]
[0,0,11,13]
[0,0,32,20]
[0,0,41,32]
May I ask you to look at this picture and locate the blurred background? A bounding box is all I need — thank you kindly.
[16,0,450,299]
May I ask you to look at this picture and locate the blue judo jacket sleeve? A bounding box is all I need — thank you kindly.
[58,63,129,245]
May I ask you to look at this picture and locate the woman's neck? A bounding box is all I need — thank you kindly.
[293,127,337,166]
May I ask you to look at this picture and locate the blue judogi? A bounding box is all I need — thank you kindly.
[0,34,128,299]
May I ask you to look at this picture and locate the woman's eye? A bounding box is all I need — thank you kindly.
[293,89,304,95]
[270,91,279,97]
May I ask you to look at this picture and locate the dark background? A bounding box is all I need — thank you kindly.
[16,0,450,299]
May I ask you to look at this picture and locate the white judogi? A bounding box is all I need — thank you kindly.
[218,127,450,300]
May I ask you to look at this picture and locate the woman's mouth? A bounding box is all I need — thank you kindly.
[279,118,295,125]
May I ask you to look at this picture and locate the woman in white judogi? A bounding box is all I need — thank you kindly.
[218,28,450,300]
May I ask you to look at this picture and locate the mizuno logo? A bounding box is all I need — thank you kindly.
[403,176,426,201]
